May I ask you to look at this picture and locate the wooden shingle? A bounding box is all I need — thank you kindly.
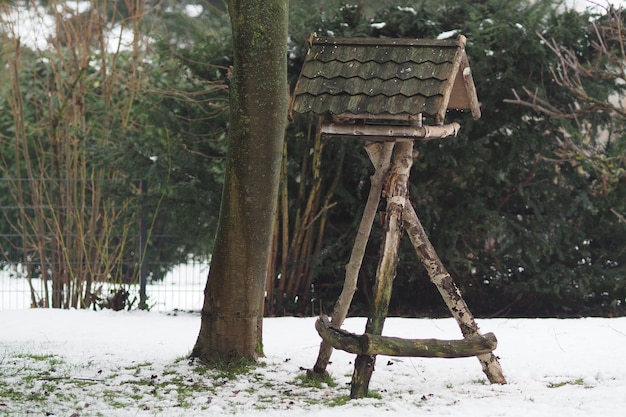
[290,35,480,125]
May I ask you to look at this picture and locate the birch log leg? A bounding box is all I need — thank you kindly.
[350,141,413,399]
[310,142,395,377]
[403,202,507,384]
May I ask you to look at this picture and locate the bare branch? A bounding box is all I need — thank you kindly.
[508,8,626,121]
[611,208,626,224]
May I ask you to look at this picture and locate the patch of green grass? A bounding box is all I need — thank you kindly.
[121,377,159,390]
[5,350,418,415]
[294,372,337,388]
[320,390,384,406]
[20,374,39,384]
[14,353,65,372]
[191,356,261,380]
[124,361,153,376]
[255,394,277,404]
[175,378,209,408]
[2,352,208,414]
[174,354,189,362]
[327,395,351,407]
[66,375,99,387]
[14,353,56,362]
[103,388,136,409]
[41,381,59,393]
[24,389,49,403]
[366,391,383,400]
[0,385,26,402]
[128,392,145,402]
[547,378,586,388]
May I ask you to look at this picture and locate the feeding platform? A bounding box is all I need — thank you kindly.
[290,35,505,399]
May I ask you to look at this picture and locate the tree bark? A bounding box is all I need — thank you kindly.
[191,0,288,362]
[315,315,497,358]
[351,141,413,399]
[310,141,394,377]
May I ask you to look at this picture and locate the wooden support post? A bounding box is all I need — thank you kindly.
[350,141,413,399]
[310,142,395,378]
[309,134,506,394]
[403,202,507,384]
[355,143,506,385]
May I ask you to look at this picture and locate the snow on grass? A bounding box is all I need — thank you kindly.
[1,310,625,416]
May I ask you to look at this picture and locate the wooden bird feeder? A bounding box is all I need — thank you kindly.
[290,35,506,399]
[290,35,481,140]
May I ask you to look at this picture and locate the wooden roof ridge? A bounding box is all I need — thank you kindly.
[290,34,481,124]
[312,35,467,48]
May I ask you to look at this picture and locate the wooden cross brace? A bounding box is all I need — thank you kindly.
[315,315,497,358]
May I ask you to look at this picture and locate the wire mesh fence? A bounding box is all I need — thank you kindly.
[0,260,208,312]
[0,177,208,312]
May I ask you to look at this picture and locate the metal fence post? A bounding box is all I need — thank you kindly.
[138,179,148,310]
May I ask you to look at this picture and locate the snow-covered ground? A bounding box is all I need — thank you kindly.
[1,309,625,416]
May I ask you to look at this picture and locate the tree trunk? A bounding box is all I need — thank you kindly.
[310,141,394,376]
[351,141,413,399]
[191,0,288,362]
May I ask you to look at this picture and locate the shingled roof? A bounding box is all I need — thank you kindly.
[290,35,480,124]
